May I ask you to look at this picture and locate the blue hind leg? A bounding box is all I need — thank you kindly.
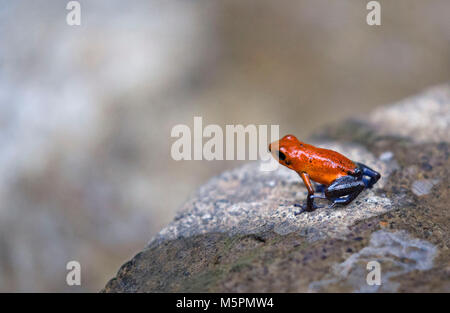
[356,162,381,188]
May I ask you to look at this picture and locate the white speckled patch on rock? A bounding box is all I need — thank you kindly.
[151,142,397,245]
[411,179,440,196]
[369,84,450,143]
[309,230,437,292]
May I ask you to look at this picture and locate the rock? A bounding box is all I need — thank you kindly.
[411,179,440,197]
[103,84,450,292]
[369,85,450,144]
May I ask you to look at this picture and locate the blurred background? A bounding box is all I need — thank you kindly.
[0,0,449,291]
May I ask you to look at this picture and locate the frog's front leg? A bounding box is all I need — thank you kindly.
[324,175,365,208]
[299,172,324,211]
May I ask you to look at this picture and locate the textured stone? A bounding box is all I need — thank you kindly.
[103,85,450,292]
[369,84,450,144]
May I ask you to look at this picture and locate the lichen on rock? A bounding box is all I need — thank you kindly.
[309,230,438,292]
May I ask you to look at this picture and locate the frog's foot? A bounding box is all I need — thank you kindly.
[293,202,323,215]
[299,201,324,212]
[328,202,338,209]
[294,208,307,216]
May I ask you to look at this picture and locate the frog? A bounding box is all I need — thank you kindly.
[269,135,381,212]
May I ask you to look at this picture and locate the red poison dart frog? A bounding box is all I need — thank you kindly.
[269,135,381,212]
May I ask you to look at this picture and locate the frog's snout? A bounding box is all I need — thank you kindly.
[268,140,280,153]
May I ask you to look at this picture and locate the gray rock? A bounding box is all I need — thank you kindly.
[369,84,450,144]
[309,230,438,292]
[103,85,450,292]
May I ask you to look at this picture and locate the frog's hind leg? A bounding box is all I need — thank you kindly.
[356,162,381,188]
[314,183,326,193]
[324,176,365,208]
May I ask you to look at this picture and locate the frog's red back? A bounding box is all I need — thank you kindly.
[274,135,357,186]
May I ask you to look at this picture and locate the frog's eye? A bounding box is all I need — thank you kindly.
[277,150,286,161]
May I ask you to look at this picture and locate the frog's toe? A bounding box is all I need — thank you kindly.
[294,208,307,216]
[299,202,323,211]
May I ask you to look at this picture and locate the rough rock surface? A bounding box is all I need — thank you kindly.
[103,85,450,292]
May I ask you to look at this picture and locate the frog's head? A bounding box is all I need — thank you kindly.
[268,134,300,169]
